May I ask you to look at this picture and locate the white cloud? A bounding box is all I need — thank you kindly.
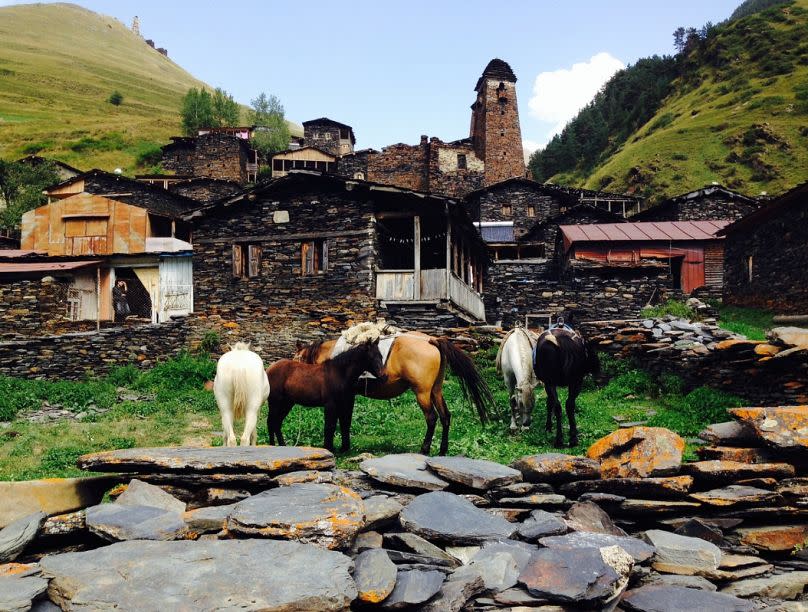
[528,52,625,148]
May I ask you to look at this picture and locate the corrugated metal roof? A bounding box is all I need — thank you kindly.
[0,250,46,258]
[0,261,99,273]
[480,224,515,243]
[560,220,731,244]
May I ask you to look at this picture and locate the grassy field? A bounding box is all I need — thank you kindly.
[715,303,775,340]
[0,3,300,173]
[0,348,743,481]
[552,0,808,202]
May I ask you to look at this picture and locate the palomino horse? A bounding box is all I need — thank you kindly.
[213,342,270,446]
[267,341,385,453]
[533,326,599,448]
[496,327,540,432]
[295,332,493,456]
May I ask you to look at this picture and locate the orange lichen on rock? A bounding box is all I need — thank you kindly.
[587,427,685,479]
[737,524,808,552]
[729,406,808,450]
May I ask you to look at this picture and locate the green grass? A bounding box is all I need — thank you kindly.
[715,304,775,340]
[0,350,742,481]
[642,299,697,320]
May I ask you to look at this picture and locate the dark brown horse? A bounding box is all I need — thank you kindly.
[533,327,599,448]
[266,341,385,453]
[295,332,493,455]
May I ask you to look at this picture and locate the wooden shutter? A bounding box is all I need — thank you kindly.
[301,241,312,275]
[248,245,261,278]
[320,240,328,272]
[232,244,244,277]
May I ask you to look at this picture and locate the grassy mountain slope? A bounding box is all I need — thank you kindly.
[0,3,300,173]
[545,0,808,201]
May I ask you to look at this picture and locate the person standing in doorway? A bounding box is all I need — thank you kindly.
[113,279,130,322]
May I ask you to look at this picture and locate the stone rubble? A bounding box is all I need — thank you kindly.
[2,404,807,610]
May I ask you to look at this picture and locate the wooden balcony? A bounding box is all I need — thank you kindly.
[375,268,485,321]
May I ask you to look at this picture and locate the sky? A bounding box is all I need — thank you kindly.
[3,0,741,152]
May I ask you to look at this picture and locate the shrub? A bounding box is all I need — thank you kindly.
[108,91,123,106]
[106,364,140,387]
[603,370,657,400]
[642,299,697,320]
[135,352,215,393]
[135,143,163,168]
[69,132,127,153]
[21,140,54,154]
[198,331,221,355]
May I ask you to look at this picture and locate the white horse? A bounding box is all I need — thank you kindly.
[213,342,270,446]
[496,327,541,432]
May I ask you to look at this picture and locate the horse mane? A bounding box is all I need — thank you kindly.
[299,339,325,363]
[231,341,251,351]
[330,341,374,367]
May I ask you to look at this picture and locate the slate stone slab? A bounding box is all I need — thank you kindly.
[272,469,334,486]
[621,584,754,611]
[0,512,45,563]
[420,567,485,612]
[364,495,404,530]
[78,446,335,474]
[720,570,808,600]
[0,575,48,612]
[85,503,187,541]
[183,503,238,533]
[353,548,397,604]
[399,491,516,544]
[587,427,684,479]
[690,485,780,507]
[698,422,757,446]
[511,453,599,484]
[380,569,445,609]
[642,573,718,591]
[425,456,521,490]
[489,482,555,500]
[139,472,277,487]
[517,509,567,541]
[539,531,655,563]
[468,539,537,592]
[497,493,569,508]
[729,406,808,450]
[227,483,365,549]
[565,500,626,535]
[40,539,357,611]
[560,476,693,500]
[360,454,449,491]
[518,545,632,606]
[384,532,459,566]
[643,529,721,573]
[116,479,186,513]
[683,460,795,485]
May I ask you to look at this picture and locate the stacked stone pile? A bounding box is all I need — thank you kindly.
[1,410,807,610]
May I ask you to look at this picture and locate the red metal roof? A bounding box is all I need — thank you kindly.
[0,250,46,258]
[560,220,731,245]
[0,261,99,273]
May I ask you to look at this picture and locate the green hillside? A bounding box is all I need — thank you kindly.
[532,0,808,202]
[0,3,300,173]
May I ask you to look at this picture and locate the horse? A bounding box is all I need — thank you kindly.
[496,327,540,432]
[295,332,494,456]
[533,326,599,448]
[213,342,270,447]
[266,341,385,453]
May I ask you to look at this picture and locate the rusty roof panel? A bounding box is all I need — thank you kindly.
[560,220,731,244]
[0,261,99,273]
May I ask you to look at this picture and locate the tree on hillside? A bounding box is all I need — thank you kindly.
[180,87,240,136]
[248,92,290,158]
[0,159,60,228]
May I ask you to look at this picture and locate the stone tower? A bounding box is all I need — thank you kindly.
[131,16,141,37]
[469,59,525,186]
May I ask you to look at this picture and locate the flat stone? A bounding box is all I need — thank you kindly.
[486,506,532,522]
[0,575,48,612]
[518,545,633,606]
[511,453,599,484]
[399,491,516,544]
[384,548,456,567]
[353,530,384,552]
[673,518,723,545]
[643,573,717,591]
[778,477,808,499]
[0,476,117,529]
[721,571,808,600]
[468,539,536,591]
[360,454,449,491]
[684,460,796,485]
[385,532,459,566]
[769,326,808,348]
[139,472,276,487]
[445,545,480,565]
[85,503,187,541]
[730,407,808,450]
[116,479,187,513]
[271,469,334,486]
[354,548,398,604]
[619,499,702,515]
[643,530,722,573]
[40,539,356,611]
[698,422,757,447]
[587,427,684,478]
[425,456,521,490]
[183,503,237,533]
[517,509,567,541]
[578,492,626,505]
[380,569,445,609]
[564,501,626,535]
[42,510,86,537]
[421,566,485,612]
[497,493,569,508]
[0,512,45,563]
[78,445,335,474]
[561,476,693,500]
[539,531,655,563]
[490,482,555,500]
[737,524,808,552]
[364,495,404,530]
[227,483,364,549]
[621,584,754,611]
[691,485,781,507]
[492,586,556,606]
[696,446,776,463]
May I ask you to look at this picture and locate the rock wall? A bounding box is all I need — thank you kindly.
[473,183,562,239]
[635,191,758,222]
[0,278,70,338]
[366,141,429,193]
[169,179,242,204]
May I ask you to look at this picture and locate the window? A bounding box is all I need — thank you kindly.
[301,240,328,275]
[248,245,262,277]
[340,128,350,140]
[747,255,753,283]
[527,205,535,218]
[273,159,283,171]
[323,132,332,140]
[232,244,244,278]
[457,154,467,170]
[232,244,262,278]
[354,172,365,180]
[501,204,512,216]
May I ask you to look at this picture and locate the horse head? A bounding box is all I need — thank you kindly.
[362,339,387,382]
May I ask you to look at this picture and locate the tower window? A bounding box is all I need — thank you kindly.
[527,205,535,218]
[501,110,505,115]
[501,204,512,216]
[457,154,467,170]
[500,130,505,136]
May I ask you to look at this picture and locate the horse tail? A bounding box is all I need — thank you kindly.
[495,337,505,375]
[231,366,249,421]
[430,338,493,424]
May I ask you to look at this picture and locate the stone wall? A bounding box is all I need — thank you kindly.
[303,122,344,157]
[635,191,759,222]
[473,183,562,239]
[0,319,191,380]
[723,196,808,314]
[475,79,525,185]
[169,180,242,204]
[161,141,195,176]
[0,278,70,338]
[83,174,195,215]
[427,138,485,198]
[336,150,372,180]
[191,133,250,184]
[366,140,429,192]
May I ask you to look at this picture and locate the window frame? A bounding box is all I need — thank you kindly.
[301,239,328,275]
